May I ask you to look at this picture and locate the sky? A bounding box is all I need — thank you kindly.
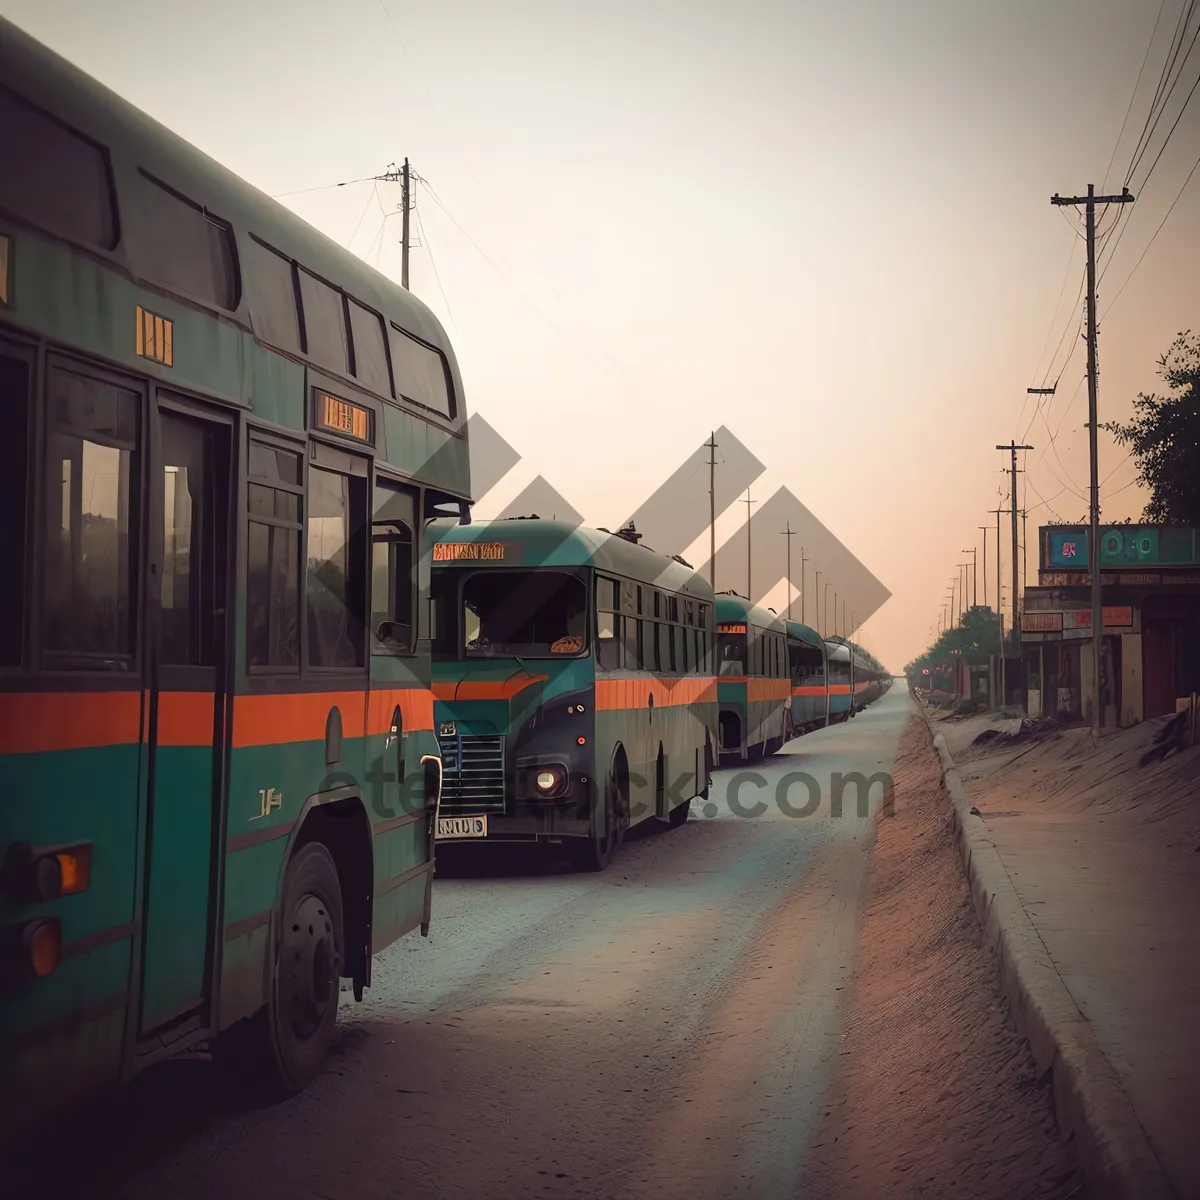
[4,0,1198,670]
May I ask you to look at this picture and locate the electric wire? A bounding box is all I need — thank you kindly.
[412,198,457,331]
[1105,0,1171,189]
[1127,0,1200,186]
[1126,0,1197,182]
[1101,147,1200,319]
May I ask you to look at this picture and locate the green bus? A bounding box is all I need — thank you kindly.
[0,17,470,1143]
[428,519,717,869]
[715,593,791,762]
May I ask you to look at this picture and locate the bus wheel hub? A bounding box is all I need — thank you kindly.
[284,892,337,1039]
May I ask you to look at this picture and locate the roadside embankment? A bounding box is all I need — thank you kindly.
[923,702,1199,1199]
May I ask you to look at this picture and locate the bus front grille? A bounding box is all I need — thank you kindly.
[438,734,507,815]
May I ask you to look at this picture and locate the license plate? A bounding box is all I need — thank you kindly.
[436,815,487,839]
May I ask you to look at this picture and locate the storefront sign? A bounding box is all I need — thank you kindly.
[1046,526,1199,569]
[1023,611,1063,631]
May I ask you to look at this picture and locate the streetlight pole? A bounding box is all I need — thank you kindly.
[979,526,989,607]
[782,523,795,619]
[815,569,822,634]
[800,547,807,625]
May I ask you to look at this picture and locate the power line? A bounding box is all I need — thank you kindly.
[271,175,378,199]
[1101,147,1200,318]
[1126,0,1197,183]
[1127,1,1200,186]
[412,199,457,331]
[1131,42,1200,196]
[1105,0,1171,189]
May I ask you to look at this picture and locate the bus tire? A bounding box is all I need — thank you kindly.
[265,842,345,1094]
[573,773,625,872]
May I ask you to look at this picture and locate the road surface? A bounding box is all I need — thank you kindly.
[11,688,947,1197]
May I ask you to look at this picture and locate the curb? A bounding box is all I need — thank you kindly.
[913,699,1174,1200]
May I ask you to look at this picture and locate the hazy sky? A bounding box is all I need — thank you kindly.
[5,0,1197,669]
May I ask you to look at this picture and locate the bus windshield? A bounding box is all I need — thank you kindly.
[461,570,588,658]
[718,631,745,675]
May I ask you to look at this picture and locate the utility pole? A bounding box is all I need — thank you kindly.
[997,444,1033,649]
[782,524,796,619]
[705,432,717,591]
[989,506,1011,706]
[401,158,411,289]
[743,489,757,599]
[815,570,822,634]
[1052,184,1134,736]
[825,581,832,636]
[979,525,989,608]
[962,548,977,608]
[800,547,807,625]
[842,598,847,641]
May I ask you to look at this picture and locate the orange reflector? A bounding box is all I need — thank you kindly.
[26,919,62,978]
[55,846,91,895]
[577,736,586,745]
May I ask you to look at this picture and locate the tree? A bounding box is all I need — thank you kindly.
[1105,330,1200,523]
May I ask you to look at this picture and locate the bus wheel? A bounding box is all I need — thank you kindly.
[266,842,344,1093]
[573,773,625,872]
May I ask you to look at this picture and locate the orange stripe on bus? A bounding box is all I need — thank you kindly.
[0,692,142,755]
[828,684,851,695]
[366,688,435,734]
[791,685,826,697]
[156,692,215,746]
[432,673,549,702]
[595,676,717,710]
[719,677,792,702]
[232,691,367,748]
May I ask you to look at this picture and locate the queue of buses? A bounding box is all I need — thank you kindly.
[0,16,886,1143]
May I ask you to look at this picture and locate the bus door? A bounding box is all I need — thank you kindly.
[137,396,232,1038]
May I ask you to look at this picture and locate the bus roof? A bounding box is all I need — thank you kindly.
[430,518,715,600]
[785,621,825,650]
[714,593,786,633]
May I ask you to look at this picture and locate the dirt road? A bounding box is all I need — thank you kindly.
[8,688,1076,1198]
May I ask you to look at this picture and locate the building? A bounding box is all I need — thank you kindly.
[1020,524,1200,727]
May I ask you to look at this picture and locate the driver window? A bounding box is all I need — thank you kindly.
[371,479,416,653]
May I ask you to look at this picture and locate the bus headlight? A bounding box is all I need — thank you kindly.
[522,764,568,799]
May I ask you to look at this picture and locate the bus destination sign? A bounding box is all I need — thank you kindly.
[317,391,373,443]
[717,623,747,634]
[433,541,506,562]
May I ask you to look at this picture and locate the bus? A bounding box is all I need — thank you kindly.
[0,17,470,1143]
[715,594,790,762]
[825,640,853,721]
[785,621,828,736]
[428,519,717,870]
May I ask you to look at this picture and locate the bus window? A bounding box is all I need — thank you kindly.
[299,270,350,376]
[622,616,638,669]
[656,623,671,674]
[0,89,117,249]
[349,300,393,398]
[674,625,686,673]
[0,349,30,666]
[43,365,139,662]
[371,480,415,652]
[307,465,366,669]
[246,438,302,670]
[596,610,618,672]
[389,324,454,419]
[138,171,237,310]
[460,570,587,658]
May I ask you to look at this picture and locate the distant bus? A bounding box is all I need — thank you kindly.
[429,519,717,870]
[715,594,790,761]
[0,17,470,1143]
[825,640,854,721]
[785,621,828,735]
